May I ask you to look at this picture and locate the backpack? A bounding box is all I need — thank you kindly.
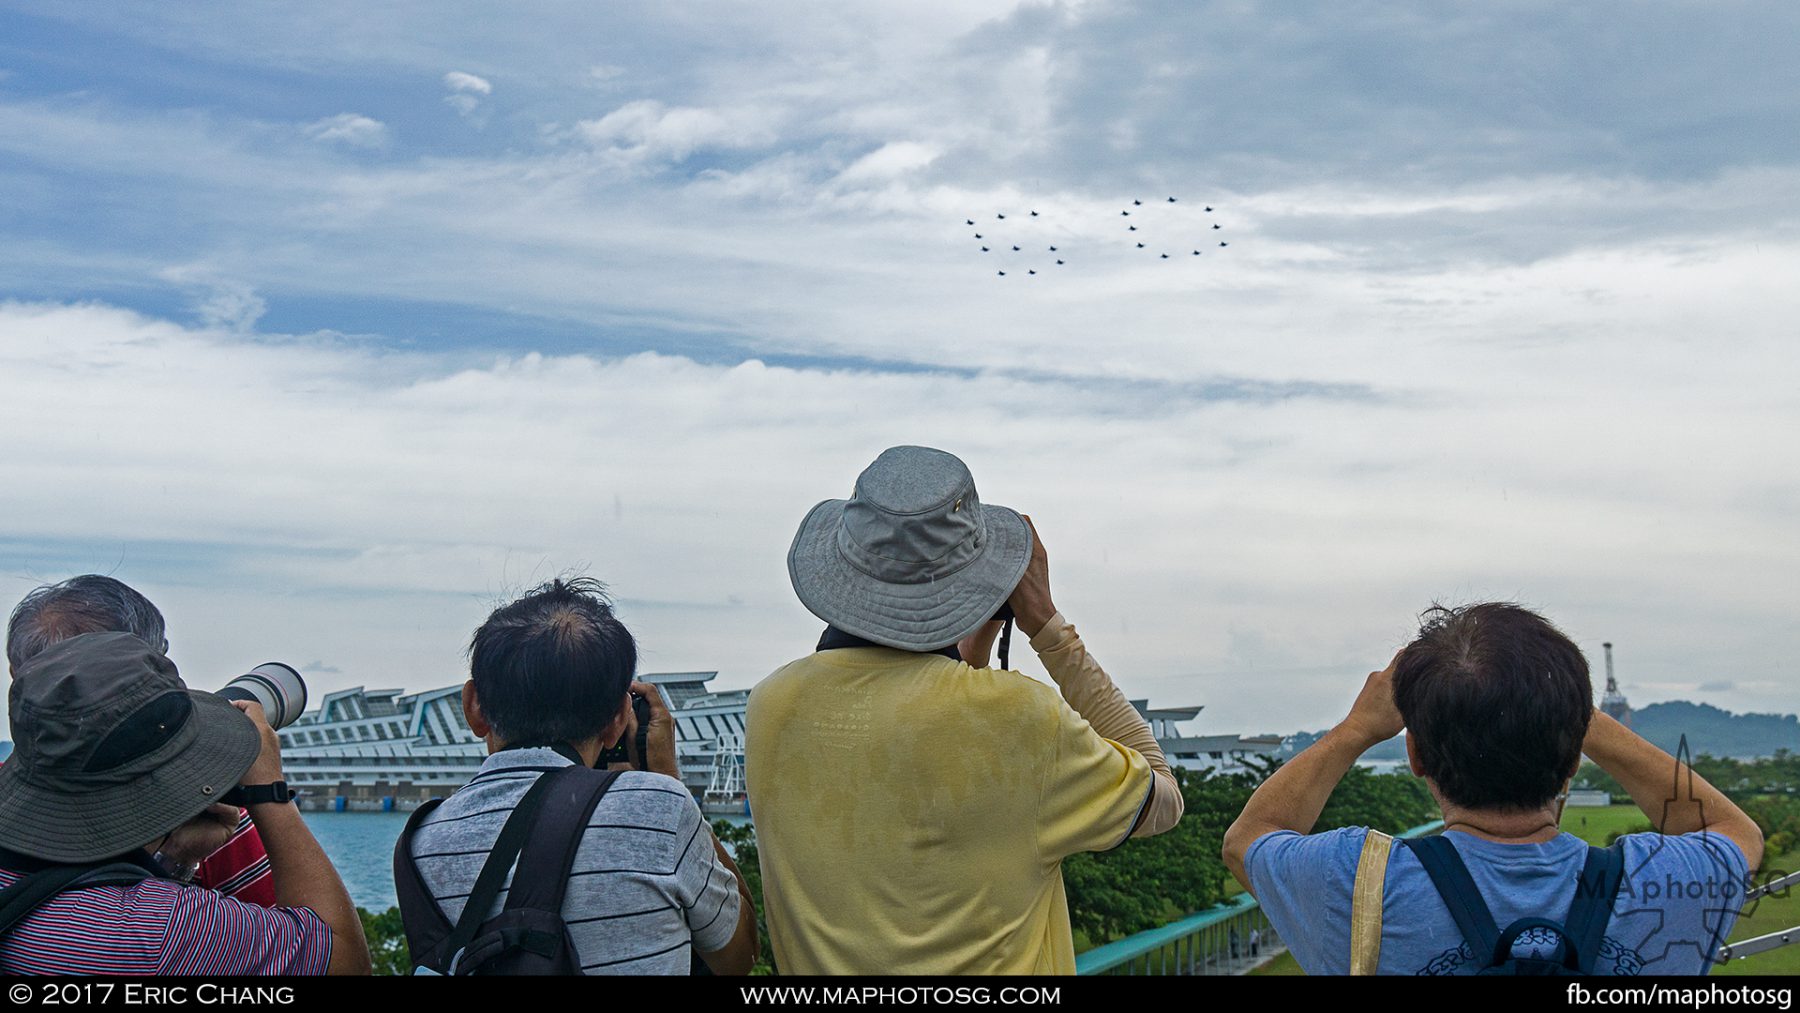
[394,764,620,975]
[1401,834,1626,976]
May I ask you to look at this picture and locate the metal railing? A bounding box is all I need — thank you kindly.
[1076,820,1446,975]
[1717,869,1800,963]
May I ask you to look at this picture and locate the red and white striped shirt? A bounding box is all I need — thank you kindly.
[0,864,332,975]
[196,810,276,906]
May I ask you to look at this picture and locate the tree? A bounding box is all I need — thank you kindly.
[711,819,778,974]
[358,905,411,976]
[1062,763,1440,945]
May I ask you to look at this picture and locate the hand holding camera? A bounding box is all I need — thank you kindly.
[156,803,241,878]
[1006,515,1056,638]
[229,698,288,788]
[1342,650,1406,749]
[612,682,680,779]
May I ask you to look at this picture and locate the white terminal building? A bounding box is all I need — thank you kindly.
[276,674,1264,812]
[1135,701,1283,776]
[277,671,748,813]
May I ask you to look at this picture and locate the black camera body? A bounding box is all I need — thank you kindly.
[992,601,1015,670]
[598,692,654,769]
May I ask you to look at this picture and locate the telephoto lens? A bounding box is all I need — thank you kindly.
[217,663,308,729]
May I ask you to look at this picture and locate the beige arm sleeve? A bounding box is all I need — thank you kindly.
[1028,611,1184,837]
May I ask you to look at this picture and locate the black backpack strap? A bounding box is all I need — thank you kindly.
[0,862,153,939]
[434,771,566,974]
[1401,836,1502,964]
[503,765,621,913]
[393,798,450,941]
[1561,843,1626,973]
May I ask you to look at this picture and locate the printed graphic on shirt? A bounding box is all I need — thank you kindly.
[1413,931,1646,976]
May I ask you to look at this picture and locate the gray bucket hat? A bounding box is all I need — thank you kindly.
[0,631,262,862]
[788,445,1032,651]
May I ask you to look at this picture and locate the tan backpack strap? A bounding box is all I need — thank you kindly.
[1349,829,1394,975]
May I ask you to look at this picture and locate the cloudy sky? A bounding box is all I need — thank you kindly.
[2,2,1795,735]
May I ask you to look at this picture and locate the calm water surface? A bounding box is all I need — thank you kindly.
[305,810,751,912]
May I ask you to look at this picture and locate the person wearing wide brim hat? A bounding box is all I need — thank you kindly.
[0,632,262,863]
[746,445,1184,975]
[787,445,1034,652]
[0,631,370,975]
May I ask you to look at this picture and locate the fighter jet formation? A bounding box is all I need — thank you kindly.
[964,196,1226,278]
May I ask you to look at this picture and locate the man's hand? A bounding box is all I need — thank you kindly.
[1007,514,1056,638]
[1223,652,1407,891]
[230,704,372,974]
[626,682,681,779]
[1583,710,1764,871]
[160,804,241,868]
[1341,651,1406,748]
[958,620,1005,669]
[229,699,285,786]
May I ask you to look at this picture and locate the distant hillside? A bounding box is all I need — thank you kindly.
[0,741,10,762]
[1281,729,1408,761]
[1629,701,1800,759]
[1279,701,1799,763]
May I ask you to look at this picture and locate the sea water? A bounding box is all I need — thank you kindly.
[304,809,752,912]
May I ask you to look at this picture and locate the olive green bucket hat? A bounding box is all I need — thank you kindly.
[0,631,261,862]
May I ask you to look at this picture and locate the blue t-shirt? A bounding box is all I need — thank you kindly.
[1246,828,1749,975]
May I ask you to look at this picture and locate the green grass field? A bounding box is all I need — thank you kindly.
[1249,805,1796,976]
[1248,949,1301,975]
[1562,803,1653,846]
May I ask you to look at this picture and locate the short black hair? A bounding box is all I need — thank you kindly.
[7,575,168,672]
[468,577,637,746]
[1392,602,1592,811]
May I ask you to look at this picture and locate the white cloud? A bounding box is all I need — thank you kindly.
[442,70,492,95]
[154,265,269,332]
[836,141,940,184]
[193,283,267,332]
[302,112,389,148]
[575,100,782,164]
[586,64,625,86]
[1,300,1796,733]
[442,70,492,118]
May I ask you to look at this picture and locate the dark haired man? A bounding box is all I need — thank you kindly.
[398,578,756,974]
[1223,602,1762,975]
[6,575,276,906]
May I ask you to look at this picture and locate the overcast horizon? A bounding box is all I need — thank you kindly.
[2,3,1796,735]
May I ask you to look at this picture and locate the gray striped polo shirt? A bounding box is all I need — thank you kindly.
[408,747,740,974]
